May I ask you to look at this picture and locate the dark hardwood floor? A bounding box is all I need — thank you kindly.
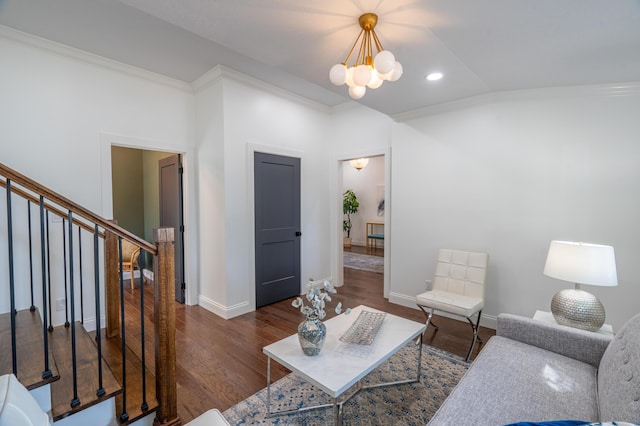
[124,249,495,423]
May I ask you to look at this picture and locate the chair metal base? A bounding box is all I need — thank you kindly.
[417,305,482,362]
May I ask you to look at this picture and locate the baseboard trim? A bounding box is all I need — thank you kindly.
[81,315,106,333]
[388,292,497,330]
[199,295,251,319]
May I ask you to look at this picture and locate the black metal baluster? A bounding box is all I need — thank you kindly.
[94,224,105,397]
[118,237,129,423]
[78,226,84,324]
[46,210,53,332]
[139,249,148,411]
[6,179,17,375]
[39,197,52,380]
[27,200,35,311]
[68,211,80,408]
[62,218,70,328]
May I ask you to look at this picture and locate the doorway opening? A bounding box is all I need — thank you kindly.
[341,155,385,291]
[111,146,186,303]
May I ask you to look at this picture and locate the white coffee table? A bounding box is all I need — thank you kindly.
[262,305,426,424]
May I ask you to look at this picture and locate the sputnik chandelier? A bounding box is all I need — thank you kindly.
[329,13,403,99]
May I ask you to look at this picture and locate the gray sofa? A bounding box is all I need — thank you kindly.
[428,313,640,425]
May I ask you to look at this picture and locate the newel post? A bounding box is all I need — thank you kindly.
[153,227,181,426]
[105,221,120,339]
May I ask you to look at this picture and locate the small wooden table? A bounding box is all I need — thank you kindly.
[366,222,384,250]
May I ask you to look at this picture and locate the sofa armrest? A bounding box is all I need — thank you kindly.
[497,313,612,368]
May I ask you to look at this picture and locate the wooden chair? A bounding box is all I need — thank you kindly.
[120,241,141,290]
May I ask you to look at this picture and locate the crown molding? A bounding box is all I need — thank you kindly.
[0,24,193,93]
[329,100,372,114]
[192,65,331,114]
[392,81,640,122]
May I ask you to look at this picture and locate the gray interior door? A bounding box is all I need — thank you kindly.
[159,154,185,303]
[254,152,301,308]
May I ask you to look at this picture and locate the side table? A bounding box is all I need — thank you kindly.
[533,310,614,336]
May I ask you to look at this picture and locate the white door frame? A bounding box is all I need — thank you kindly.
[99,133,197,305]
[331,147,391,297]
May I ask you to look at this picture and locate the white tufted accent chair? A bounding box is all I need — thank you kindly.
[416,249,489,361]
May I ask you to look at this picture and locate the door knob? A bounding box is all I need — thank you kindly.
[295,231,302,237]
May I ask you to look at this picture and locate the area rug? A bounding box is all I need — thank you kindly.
[343,252,384,274]
[222,344,468,425]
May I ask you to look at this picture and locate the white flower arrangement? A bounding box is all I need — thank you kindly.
[292,279,351,320]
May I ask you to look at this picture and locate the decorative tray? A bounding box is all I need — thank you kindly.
[339,310,387,345]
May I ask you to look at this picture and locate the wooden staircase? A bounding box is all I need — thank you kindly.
[0,308,159,423]
[0,163,180,425]
[0,309,59,391]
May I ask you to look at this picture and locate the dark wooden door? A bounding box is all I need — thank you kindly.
[159,154,185,303]
[254,152,301,308]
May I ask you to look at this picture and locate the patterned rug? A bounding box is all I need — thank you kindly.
[343,252,384,274]
[223,344,469,425]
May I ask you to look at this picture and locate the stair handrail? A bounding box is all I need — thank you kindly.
[1,162,180,425]
[0,163,156,254]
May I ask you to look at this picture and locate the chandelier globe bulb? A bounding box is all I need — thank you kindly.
[374,50,395,75]
[388,62,403,82]
[329,63,348,86]
[345,66,356,87]
[353,64,373,87]
[349,85,366,100]
[367,70,384,89]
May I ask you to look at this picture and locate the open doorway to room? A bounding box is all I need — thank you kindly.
[341,155,385,291]
[111,146,186,303]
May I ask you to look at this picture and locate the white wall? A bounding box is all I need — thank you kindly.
[0,28,195,322]
[194,68,333,318]
[388,85,640,331]
[342,155,385,246]
[328,104,393,293]
[2,25,638,332]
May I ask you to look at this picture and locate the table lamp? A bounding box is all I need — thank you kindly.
[543,240,618,332]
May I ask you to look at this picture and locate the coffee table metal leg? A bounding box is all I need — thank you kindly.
[416,333,423,381]
[265,355,335,420]
[266,356,272,416]
[362,334,423,390]
[265,336,423,423]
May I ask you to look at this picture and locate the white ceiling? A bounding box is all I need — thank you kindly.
[1,0,639,116]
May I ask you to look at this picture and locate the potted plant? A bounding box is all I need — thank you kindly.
[343,189,359,248]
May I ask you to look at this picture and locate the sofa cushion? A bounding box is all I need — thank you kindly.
[428,336,599,425]
[497,314,612,368]
[598,313,640,423]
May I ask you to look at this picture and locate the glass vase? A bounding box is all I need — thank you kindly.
[297,314,326,356]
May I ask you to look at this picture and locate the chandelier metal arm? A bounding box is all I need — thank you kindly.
[342,29,365,66]
[371,30,385,53]
[356,31,368,66]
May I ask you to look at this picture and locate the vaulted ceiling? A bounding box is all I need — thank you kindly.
[1,0,639,116]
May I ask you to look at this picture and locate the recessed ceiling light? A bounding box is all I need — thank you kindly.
[426,72,443,81]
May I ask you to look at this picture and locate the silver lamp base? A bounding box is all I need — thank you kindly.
[550,288,605,332]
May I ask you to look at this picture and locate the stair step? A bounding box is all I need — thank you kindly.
[0,308,60,389]
[94,333,159,424]
[49,322,122,421]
